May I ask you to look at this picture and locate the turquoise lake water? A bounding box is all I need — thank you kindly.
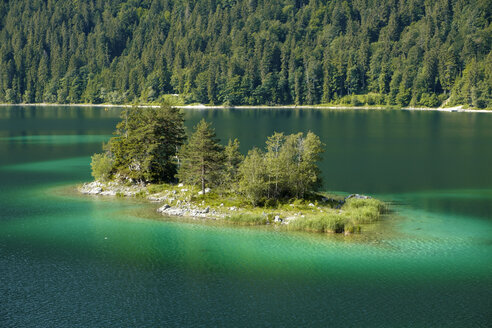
[0,106,491,327]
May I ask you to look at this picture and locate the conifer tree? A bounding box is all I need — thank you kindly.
[177,119,224,195]
[221,138,244,188]
[102,104,186,183]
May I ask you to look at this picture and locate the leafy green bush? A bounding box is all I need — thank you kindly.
[350,95,362,106]
[147,184,170,194]
[90,153,113,181]
[264,198,278,208]
[418,93,441,107]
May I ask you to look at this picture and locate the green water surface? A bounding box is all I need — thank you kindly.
[0,106,491,327]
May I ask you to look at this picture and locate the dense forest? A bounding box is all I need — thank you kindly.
[0,0,490,107]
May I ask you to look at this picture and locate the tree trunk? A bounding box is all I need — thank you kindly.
[201,163,205,195]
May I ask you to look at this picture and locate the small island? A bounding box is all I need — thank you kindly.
[80,104,387,234]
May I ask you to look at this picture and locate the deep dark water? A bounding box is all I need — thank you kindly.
[0,106,491,327]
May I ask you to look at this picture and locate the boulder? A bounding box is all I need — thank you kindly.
[345,194,371,200]
[157,204,171,213]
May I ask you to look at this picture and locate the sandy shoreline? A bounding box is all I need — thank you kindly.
[0,102,490,113]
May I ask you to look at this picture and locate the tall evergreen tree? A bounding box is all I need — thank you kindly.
[102,104,186,183]
[221,138,244,188]
[177,119,224,194]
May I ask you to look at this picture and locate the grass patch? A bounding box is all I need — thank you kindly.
[224,213,267,226]
[287,213,345,233]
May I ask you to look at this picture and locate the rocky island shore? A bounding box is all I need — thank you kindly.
[79,180,385,234]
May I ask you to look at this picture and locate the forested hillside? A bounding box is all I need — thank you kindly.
[0,0,490,107]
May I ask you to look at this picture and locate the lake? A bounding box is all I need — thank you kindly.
[1,106,491,327]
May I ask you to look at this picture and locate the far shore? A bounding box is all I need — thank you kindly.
[0,102,491,113]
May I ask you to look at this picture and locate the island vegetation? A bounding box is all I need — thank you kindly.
[83,104,387,234]
[0,0,490,109]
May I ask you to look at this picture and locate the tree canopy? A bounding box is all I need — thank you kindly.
[176,119,224,194]
[0,0,490,108]
[91,112,325,204]
[92,104,186,183]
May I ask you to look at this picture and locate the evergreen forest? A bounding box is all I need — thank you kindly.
[0,0,490,108]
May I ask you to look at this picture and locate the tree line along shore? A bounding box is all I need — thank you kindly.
[81,104,387,235]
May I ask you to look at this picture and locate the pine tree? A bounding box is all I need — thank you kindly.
[221,138,244,188]
[177,119,224,194]
[104,104,186,183]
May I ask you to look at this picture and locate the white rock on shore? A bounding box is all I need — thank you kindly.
[157,203,222,219]
[79,181,145,197]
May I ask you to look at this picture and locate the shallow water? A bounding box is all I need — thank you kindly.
[0,106,491,327]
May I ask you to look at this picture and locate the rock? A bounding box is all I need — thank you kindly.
[100,190,116,196]
[87,186,102,194]
[198,188,211,196]
[204,206,210,214]
[345,194,371,200]
[178,183,184,187]
[229,206,237,211]
[148,195,167,202]
[79,182,103,194]
[181,188,188,192]
[274,215,282,223]
[157,204,171,212]
[308,203,315,207]
[219,203,224,207]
